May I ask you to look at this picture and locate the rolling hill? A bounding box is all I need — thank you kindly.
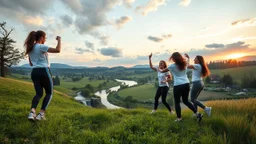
[0,77,255,143]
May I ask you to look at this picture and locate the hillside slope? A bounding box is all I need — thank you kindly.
[0,78,255,144]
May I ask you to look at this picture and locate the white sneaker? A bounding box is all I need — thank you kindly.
[28,111,36,120]
[170,110,175,115]
[150,110,156,114]
[36,113,46,121]
[174,118,182,122]
[205,107,212,117]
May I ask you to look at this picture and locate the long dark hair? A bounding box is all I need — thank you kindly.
[196,55,210,77]
[24,30,46,55]
[169,52,186,71]
[159,60,167,68]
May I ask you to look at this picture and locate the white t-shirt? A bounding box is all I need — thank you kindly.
[192,64,203,82]
[156,67,171,87]
[167,64,189,86]
[29,44,50,68]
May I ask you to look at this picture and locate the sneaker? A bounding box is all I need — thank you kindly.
[170,110,175,115]
[196,113,203,123]
[36,113,46,121]
[174,118,182,122]
[28,111,36,120]
[205,107,212,117]
[191,113,197,118]
[150,110,156,114]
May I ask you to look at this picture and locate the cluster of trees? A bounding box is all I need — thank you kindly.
[0,22,23,77]
[81,84,95,98]
[208,60,256,69]
[242,74,256,88]
[53,75,60,85]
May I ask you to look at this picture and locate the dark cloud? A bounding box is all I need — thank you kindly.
[205,43,225,48]
[61,0,120,34]
[225,41,250,49]
[90,32,110,46]
[100,47,123,57]
[60,15,73,27]
[0,0,53,15]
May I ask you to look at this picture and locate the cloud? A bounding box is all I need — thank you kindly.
[232,17,256,27]
[123,0,136,8]
[60,15,73,27]
[187,41,255,61]
[148,36,164,42]
[115,16,133,29]
[205,43,225,48]
[136,0,166,16]
[85,41,94,49]
[61,0,120,34]
[225,41,250,49]
[148,34,172,42]
[179,0,191,7]
[100,47,123,57]
[90,32,110,46]
[75,47,94,54]
[0,0,54,15]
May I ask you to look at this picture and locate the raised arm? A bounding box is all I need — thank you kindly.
[47,36,61,53]
[149,53,157,71]
[184,53,194,69]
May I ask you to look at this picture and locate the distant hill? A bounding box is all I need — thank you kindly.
[19,63,73,68]
[132,64,149,68]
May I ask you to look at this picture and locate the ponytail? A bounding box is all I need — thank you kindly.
[24,31,36,55]
[24,30,46,55]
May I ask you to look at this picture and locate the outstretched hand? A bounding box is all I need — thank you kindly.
[149,53,152,59]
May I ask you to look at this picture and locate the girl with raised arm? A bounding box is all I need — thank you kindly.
[149,53,174,114]
[185,54,212,117]
[160,52,203,123]
[24,30,61,120]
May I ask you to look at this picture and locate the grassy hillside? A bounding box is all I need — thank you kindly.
[118,84,233,101]
[210,66,256,83]
[0,77,255,144]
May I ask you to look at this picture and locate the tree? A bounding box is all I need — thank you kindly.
[222,74,233,87]
[0,22,24,77]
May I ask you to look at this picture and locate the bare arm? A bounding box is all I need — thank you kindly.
[187,65,195,69]
[28,56,33,66]
[166,73,172,82]
[48,36,61,53]
[149,53,157,71]
[159,68,169,73]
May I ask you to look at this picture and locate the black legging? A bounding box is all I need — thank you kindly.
[173,83,197,118]
[154,86,172,111]
[31,68,53,110]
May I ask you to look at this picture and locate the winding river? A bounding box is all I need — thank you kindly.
[75,79,138,109]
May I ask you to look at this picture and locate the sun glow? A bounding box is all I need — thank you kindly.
[226,53,246,59]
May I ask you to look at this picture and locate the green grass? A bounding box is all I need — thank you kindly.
[0,77,256,144]
[118,84,157,101]
[211,66,256,83]
[60,77,106,89]
[118,84,232,101]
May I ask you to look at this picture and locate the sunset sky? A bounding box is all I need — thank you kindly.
[0,0,256,67]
